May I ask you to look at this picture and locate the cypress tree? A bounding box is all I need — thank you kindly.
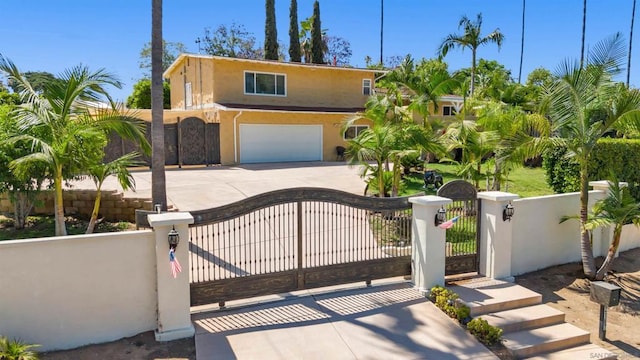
[289,0,301,62]
[265,0,279,60]
[310,0,324,64]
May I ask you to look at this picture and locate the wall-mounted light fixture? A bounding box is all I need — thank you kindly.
[503,202,515,222]
[435,206,447,227]
[168,226,180,250]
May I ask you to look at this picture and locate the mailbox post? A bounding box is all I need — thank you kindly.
[590,281,621,340]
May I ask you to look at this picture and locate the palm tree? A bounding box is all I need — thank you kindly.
[628,0,636,87]
[438,13,504,96]
[518,0,526,83]
[151,0,167,211]
[544,33,640,279]
[0,56,148,236]
[85,152,140,234]
[580,0,587,68]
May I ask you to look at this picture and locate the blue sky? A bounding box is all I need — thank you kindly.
[0,1,636,101]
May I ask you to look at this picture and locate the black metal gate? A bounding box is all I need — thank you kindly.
[186,188,414,306]
[437,180,480,275]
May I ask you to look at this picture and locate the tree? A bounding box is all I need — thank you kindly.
[151,0,168,211]
[200,23,263,59]
[264,0,279,60]
[310,1,324,64]
[289,0,302,62]
[580,0,587,67]
[85,152,140,234]
[457,59,512,101]
[0,56,149,236]
[543,33,640,279]
[126,78,170,109]
[518,0,526,83]
[438,13,504,96]
[325,36,352,66]
[7,71,57,93]
[628,0,637,87]
[138,40,186,76]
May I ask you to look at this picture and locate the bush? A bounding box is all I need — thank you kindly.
[429,285,471,323]
[542,146,580,194]
[466,318,503,346]
[0,336,39,360]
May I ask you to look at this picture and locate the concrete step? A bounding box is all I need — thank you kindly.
[448,278,542,316]
[502,323,591,358]
[480,304,565,333]
[523,343,618,360]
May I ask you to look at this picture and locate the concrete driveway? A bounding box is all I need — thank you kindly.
[70,162,368,211]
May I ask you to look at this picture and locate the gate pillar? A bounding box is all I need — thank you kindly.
[410,195,452,295]
[477,191,519,281]
[148,212,195,341]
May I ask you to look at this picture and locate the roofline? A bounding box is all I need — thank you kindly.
[163,53,381,78]
[210,103,361,115]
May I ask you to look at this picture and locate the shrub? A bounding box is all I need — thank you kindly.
[466,318,503,345]
[0,336,39,360]
[429,285,471,323]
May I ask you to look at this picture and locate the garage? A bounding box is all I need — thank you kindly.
[239,124,323,163]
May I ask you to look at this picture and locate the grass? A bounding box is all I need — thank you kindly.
[0,215,135,241]
[400,163,553,198]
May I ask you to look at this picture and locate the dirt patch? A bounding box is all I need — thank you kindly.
[516,247,640,359]
[40,331,195,360]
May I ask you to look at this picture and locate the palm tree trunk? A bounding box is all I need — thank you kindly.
[54,171,67,236]
[151,0,167,211]
[628,0,636,87]
[579,166,596,278]
[518,0,526,83]
[595,225,622,280]
[86,189,102,234]
[470,50,477,96]
[580,0,587,68]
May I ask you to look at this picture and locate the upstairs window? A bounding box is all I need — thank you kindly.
[363,79,372,96]
[442,105,457,116]
[245,71,286,96]
[344,125,369,140]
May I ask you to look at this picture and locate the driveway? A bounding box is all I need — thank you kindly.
[69,162,368,211]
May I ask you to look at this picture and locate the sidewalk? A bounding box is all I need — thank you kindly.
[192,282,498,360]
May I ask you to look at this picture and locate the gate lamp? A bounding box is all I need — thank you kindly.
[503,202,515,222]
[168,226,180,250]
[435,206,447,227]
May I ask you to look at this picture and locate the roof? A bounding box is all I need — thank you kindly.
[163,53,380,78]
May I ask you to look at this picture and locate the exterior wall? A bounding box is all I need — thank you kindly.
[218,109,371,165]
[130,108,210,124]
[0,231,157,351]
[0,190,154,222]
[168,56,375,110]
[509,190,607,276]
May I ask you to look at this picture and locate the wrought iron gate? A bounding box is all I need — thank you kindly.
[187,188,414,306]
[437,180,480,275]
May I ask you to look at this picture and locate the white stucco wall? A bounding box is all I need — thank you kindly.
[0,231,157,351]
[509,190,607,276]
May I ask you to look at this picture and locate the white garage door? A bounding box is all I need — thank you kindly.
[240,124,323,163]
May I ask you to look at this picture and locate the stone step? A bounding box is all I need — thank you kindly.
[502,323,591,358]
[480,304,565,333]
[448,278,542,316]
[523,343,618,360]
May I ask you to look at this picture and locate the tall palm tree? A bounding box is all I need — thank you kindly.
[628,0,636,87]
[544,33,640,279]
[151,0,167,211]
[0,56,148,236]
[438,13,504,96]
[580,0,587,68]
[518,0,526,83]
[85,152,140,234]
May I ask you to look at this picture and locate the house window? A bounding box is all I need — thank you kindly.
[244,71,286,96]
[185,82,193,108]
[344,125,369,140]
[363,79,372,96]
[442,105,457,116]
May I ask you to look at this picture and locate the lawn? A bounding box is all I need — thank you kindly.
[401,163,553,198]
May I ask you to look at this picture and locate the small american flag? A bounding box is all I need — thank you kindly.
[169,249,182,278]
[438,216,460,230]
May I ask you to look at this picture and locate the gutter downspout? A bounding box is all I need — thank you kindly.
[233,111,243,164]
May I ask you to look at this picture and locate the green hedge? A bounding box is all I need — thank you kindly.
[542,139,640,200]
